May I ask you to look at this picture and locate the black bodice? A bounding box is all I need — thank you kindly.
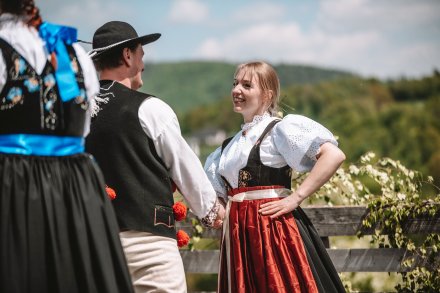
[222,119,292,192]
[0,38,88,137]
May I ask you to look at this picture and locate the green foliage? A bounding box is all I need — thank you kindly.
[387,74,440,102]
[141,61,353,115]
[141,61,235,115]
[303,152,440,292]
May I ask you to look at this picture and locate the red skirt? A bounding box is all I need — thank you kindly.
[218,189,345,293]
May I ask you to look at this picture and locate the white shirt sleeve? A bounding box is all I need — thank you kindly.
[204,146,228,201]
[272,114,338,172]
[138,97,217,218]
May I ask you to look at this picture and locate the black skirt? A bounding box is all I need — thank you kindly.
[0,153,134,293]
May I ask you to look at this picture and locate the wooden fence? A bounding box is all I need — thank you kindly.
[178,205,440,274]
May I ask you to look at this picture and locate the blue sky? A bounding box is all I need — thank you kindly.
[39,0,440,79]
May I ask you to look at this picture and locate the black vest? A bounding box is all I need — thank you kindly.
[0,38,88,136]
[85,81,176,239]
[222,120,292,192]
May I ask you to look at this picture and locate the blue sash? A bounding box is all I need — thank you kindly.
[39,22,80,102]
[0,134,84,156]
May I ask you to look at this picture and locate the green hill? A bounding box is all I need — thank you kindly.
[141,61,354,115]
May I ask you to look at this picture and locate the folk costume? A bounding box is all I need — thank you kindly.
[85,21,221,293]
[205,112,346,293]
[0,14,134,293]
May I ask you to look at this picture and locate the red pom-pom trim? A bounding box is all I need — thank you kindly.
[176,230,190,247]
[173,202,187,221]
[105,185,116,200]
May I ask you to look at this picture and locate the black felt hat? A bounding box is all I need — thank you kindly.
[89,21,161,58]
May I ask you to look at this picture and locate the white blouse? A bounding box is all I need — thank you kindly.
[204,112,338,200]
[0,14,99,135]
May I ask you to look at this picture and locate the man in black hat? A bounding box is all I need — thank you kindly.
[85,21,224,292]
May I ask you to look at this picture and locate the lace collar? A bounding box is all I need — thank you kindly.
[241,112,271,134]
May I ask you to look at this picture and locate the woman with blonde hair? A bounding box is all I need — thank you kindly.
[205,61,346,292]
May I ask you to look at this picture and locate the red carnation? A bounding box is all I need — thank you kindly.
[176,230,190,248]
[173,202,187,221]
[105,186,116,200]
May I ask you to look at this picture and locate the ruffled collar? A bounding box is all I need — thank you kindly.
[241,112,271,133]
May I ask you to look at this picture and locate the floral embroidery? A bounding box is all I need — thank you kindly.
[43,74,55,88]
[70,57,79,74]
[1,87,24,110]
[12,57,26,76]
[72,89,89,110]
[238,170,252,187]
[0,42,88,134]
[24,77,40,93]
[200,198,222,227]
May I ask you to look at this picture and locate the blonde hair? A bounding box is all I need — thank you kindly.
[234,61,280,116]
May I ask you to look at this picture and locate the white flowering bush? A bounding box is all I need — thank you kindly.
[189,152,439,291]
[294,152,440,292]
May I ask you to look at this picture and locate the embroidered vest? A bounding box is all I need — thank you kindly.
[85,81,176,239]
[0,38,88,137]
[221,120,292,192]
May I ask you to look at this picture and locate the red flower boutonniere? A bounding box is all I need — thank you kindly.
[105,185,116,200]
[173,201,187,221]
[176,229,190,248]
[173,201,189,247]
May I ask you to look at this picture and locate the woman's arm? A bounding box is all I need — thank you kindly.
[259,142,345,218]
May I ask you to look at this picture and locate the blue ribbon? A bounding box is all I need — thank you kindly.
[0,134,84,156]
[38,22,80,102]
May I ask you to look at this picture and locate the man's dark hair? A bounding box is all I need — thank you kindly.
[93,42,139,71]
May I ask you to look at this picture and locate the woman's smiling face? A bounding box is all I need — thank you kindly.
[232,70,268,123]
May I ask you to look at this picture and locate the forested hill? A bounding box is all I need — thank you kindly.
[141,61,354,114]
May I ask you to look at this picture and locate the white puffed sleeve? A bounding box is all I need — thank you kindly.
[204,147,228,201]
[272,114,338,172]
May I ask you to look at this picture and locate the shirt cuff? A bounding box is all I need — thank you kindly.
[199,197,222,227]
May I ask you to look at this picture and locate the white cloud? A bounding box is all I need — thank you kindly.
[40,0,132,40]
[230,2,286,23]
[195,0,440,78]
[168,0,209,24]
[317,0,440,33]
[195,22,383,74]
[378,43,440,77]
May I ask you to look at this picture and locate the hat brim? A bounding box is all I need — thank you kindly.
[89,33,161,59]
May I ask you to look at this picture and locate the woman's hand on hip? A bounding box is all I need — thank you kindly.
[258,192,302,218]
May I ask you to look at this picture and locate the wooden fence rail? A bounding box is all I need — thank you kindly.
[178,205,440,273]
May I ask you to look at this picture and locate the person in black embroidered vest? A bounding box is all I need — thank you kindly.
[85,21,225,292]
[0,1,134,293]
[204,61,347,293]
